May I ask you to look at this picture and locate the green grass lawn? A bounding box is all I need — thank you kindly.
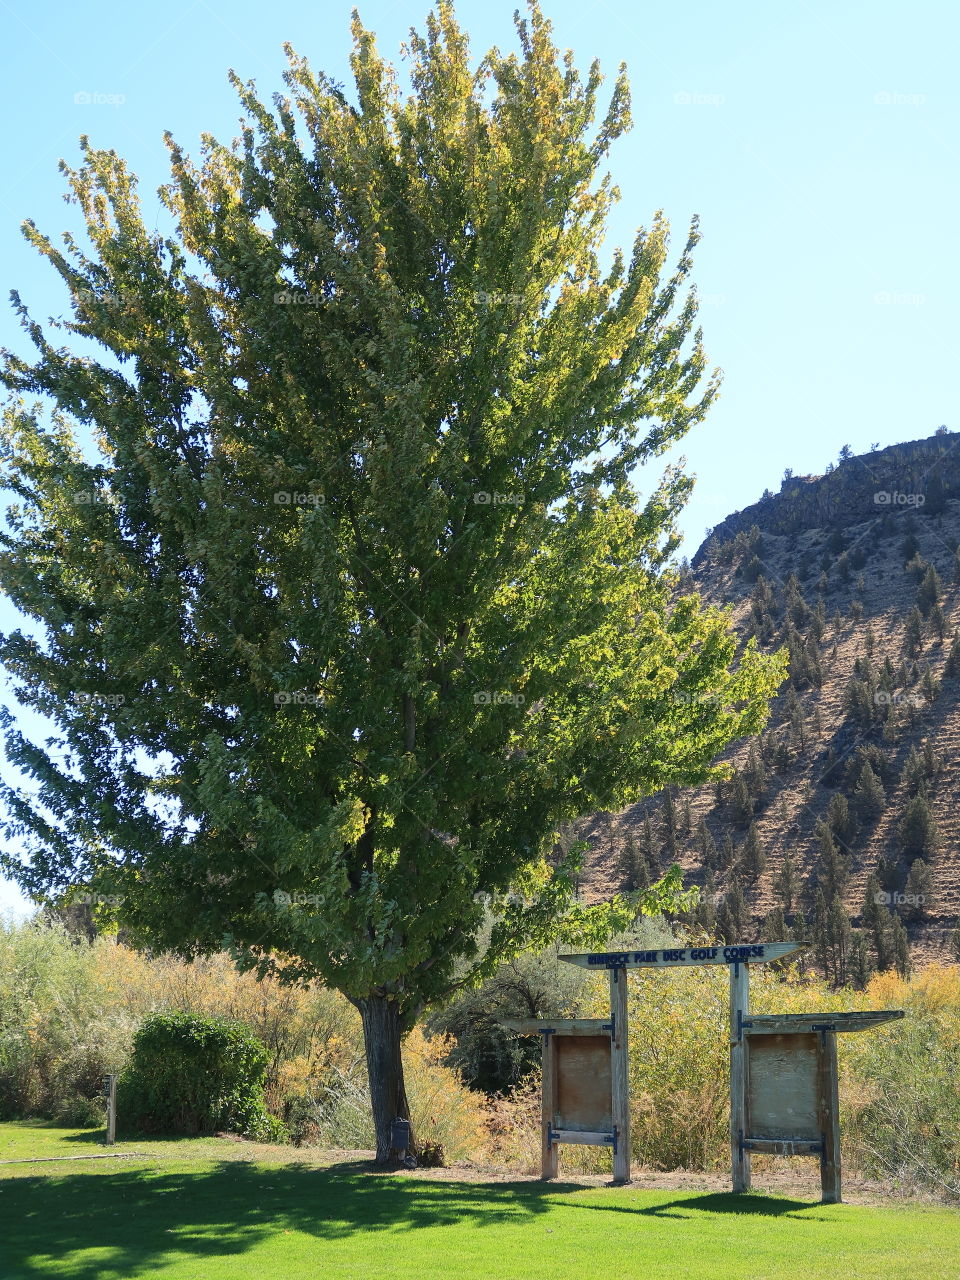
[1,1123,957,1280]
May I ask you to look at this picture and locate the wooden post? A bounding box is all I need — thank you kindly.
[609,965,631,1185]
[818,1030,841,1203]
[729,960,751,1192]
[540,1032,558,1180]
[104,1073,116,1146]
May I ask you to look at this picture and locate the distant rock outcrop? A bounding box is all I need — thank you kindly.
[692,430,959,566]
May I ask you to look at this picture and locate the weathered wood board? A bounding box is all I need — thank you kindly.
[747,1032,820,1142]
[743,1010,903,1035]
[560,942,804,970]
[555,1035,612,1133]
[501,1018,610,1037]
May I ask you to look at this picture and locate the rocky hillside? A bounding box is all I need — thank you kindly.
[581,428,960,979]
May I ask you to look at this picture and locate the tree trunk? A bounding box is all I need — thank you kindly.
[357,994,415,1164]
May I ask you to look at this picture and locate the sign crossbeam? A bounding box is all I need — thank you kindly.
[559,942,803,970]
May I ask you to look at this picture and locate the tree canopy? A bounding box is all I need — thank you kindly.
[0,2,784,1157]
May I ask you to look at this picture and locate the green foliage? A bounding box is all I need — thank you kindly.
[852,762,885,822]
[891,914,912,978]
[916,564,942,614]
[738,822,765,880]
[0,920,133,1121]
[905,606,924,657]
[947,632,960,677]
[861,874,892,971]
[899,793,940,859]
[118,1012,283,1140]
[826,792,855,843]
[904,859,932,921]
[426,945,591,1094]
[813,887,852,987]
[772,852,799,917]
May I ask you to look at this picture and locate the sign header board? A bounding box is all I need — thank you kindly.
[559,942,805,970]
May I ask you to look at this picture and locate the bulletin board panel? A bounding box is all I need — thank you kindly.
[555,1034,612,1133]
[747,1032,820,1142]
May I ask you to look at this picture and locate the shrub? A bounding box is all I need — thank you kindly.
[843,968,960,1200]
[482,1070,542,1173]
[0,920,134,1120]
[427,946,591,1093]
[54,1095,106,1128]
[118,1012,284,1140]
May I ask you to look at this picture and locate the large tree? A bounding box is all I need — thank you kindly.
[0,3,783,1158]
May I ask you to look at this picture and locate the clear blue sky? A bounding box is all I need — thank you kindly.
[1,0,957,912]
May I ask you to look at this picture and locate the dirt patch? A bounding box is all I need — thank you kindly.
[292,1148,937,1206]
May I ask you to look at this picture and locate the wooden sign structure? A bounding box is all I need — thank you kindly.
[507,942,903,1202]
[736,1009,903,1202]
[503,965,631,1183]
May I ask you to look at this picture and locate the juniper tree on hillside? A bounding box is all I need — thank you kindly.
[662,789,678,859]
[815,819,849,898]
[849,930,871,990]
[862,873,892,970]
[826,792,855,843]
[740,821,765,880]
[916,563,942,616]
[852,762,885,822]
[905,607,924,658]
[900,793,940,859]
[891,914,912,978]
[0,6,785,1158]
[772,850,800,918]
[904,858,932,920]
[695,817,717,869]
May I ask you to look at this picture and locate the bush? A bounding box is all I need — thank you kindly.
[0,920,134,1120]
[427,946,591,1094]
[54,1095,106,1128]
[843,967,960,1200]
[118,1012,285,1141]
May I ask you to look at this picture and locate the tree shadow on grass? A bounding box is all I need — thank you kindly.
[0,1162,582,1279]
[565,1190,823,1220]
